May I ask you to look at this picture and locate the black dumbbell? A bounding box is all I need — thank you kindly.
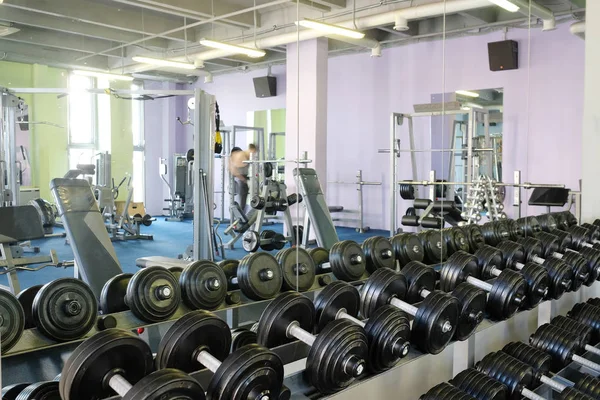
[100,266,182,322]
[155,310,286,400]
[438,251,526,320]
[569,302,600,344]
[417,229,448,263]
[475,243,548,309]
[516,216,542,236]
[231,326,257,352]
[235,253,283,300]
[529,323,600,372]
[420,382,476,400]
[550,315,595,345]
[443,227,471,256]
[518,237,574,297]
[1,381,60,400]
[401,261,485,341]
[308,241,367,281]
[501,342,594,400]
[251,195,287,212]
[390,232,425,266]
[314,281,411,373]
[360,268,459,354]
[461,224,486,253]
[242,230,287,252]
[574,375,600,398]
[256,291,368,394]
[362,236,395,272]
[59,329,205,400]
[449,367,508,400]
[480,220,513,246]
[536,214,558,232]
[274,247,316,292]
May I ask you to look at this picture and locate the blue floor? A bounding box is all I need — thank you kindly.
[11,219,388,291]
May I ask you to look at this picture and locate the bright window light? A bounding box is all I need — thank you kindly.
[488,0,520,12]
[295,19,365,39]
[132,56,196,70]
[200,39,265,58]
[456,90,480,98]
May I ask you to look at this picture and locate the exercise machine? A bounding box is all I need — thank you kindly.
[160,155,193,221]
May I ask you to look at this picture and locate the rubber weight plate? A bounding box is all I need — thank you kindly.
[1,383,31,400]
[569,303,600,344]
[518,263,550,309]
[277,247,316,292]
[451,282,486,341]
[537,214,558,233]
[502,341,552,383]
[475,245,505,280]
[305,319,368,394]
[180,260,227,310]
[578,247,600,282]
[556,387,593,400]
[231,328,257,352]
[562,252,592,289]
[476,351,534,400]
[420,382,476,400]
[543,258,574,299]
[391,233,424,266]
[100,273,132,314]
[257,291,315,348]
[17,285,42,330]
[242,230,260,252]
[219,259,240,290]
[462,224,486,253]
[238,252,283,300]
[362,236,395,272]
[167,266,183,280]
[439,251,480,292]
[412,291,459,354]
[486,270,527,320]
[363,305,411,373]
[448,227,471,254]
[259,230,278,251]
[155,310,231,372]
[123,369,206,400]
[329,240,366,281]
[59,329,154,400]
[451,368,508,400]
[314,281,360,332]
[308,247,330,274]
[401,261,436,304]
[125,266,181,323]
[418,230,447,263]
[0,288,25,352]
[32,278,97,342]
[359,268,407,319]
[506,219,524,241]
[13,381,60,400]
[575,375,600,398]
[551,315,593,346]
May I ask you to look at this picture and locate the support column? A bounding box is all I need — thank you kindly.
[582,4,600,222]
[285,38,328,192]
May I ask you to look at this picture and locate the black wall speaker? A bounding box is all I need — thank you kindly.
[253,76,277,98]
[488,40,518,71]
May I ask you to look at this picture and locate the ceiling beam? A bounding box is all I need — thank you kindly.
[2,0,189,42]
[0,6,169,48]
[569,0,586,8]
[131,0,258,28]
[299,0,345,9]
[0,40,109,70]
[458,8,498,24]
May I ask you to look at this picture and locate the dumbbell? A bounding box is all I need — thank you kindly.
[535,213,557,233]
[314,281,411,373]
[256,291,368,394]
[242,230,287,252]
[417,229,448,263]
[362,236,395,272]
[231,326,258,352]
[474,243,549,309]
[308,240,367,281]
[520,234,594,289]
[550,315,595,345]
[360,268,459,354]
[155,310,286,400]
[569,302,600,344]
[517,237,576,296]
[390,232,425,266]
[479,220,512,246]
[516,216,542,236]
[1,381,60,400]
[274,247,316,292]
[420,382,476,400]
[401,262,485,341]
[438,251,526,320]
[100,266,181,322]
[222,252,283,300]
[251,195,287,212]
[529,323,600,372]
[449,368,508,400]
[443,227,472,255]
[476,351,556,400]
[496,344,594,400]
[461,224,486,253]
[59,329,205,400]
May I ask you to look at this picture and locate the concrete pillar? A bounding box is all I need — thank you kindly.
[581,4,600,222]
[285,38,328,191]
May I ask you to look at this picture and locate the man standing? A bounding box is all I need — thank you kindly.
[229,144,257,212]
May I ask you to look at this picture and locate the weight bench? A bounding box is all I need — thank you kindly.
[135,256,188,269]
[0,206,60,293]
[294,168,340,250]
[51,178,123,299]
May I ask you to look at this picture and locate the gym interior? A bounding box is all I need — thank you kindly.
[0,0,599,399]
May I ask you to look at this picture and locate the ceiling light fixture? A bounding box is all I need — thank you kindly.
[73,70,134,81]
[132,56,196,70]
[295,18,365,39]
[200,39,265,58]
[455,90,480,98]
[488,0,520,12]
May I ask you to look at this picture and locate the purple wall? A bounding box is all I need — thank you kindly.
[155,24,583,229]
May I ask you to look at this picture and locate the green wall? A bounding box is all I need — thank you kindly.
[108,80,133,201]
[247,108,286,158]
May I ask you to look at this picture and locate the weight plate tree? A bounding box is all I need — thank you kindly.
[360,268,459,354]
[32,278,97,342]
[155,310,285,400]
[237,252,283,300]
[179,260,228,310]
[314,281,411,373]
[256,291,368,394]
[401,262,485,341]
[59,329,204,400]
[0,288,25,351]
[438,251,526,320]
[275,247,316,292]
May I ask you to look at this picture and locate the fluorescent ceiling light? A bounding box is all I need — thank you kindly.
[456,90,480,98]
[295,18,365,39]
[132,56,196,70]
[0,26,19,37]
[73,70,134,81]
[488,0,520,12]
[200,39,265,58]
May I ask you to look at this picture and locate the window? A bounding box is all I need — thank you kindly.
[132,83,145,203]
[68,75,96,169]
